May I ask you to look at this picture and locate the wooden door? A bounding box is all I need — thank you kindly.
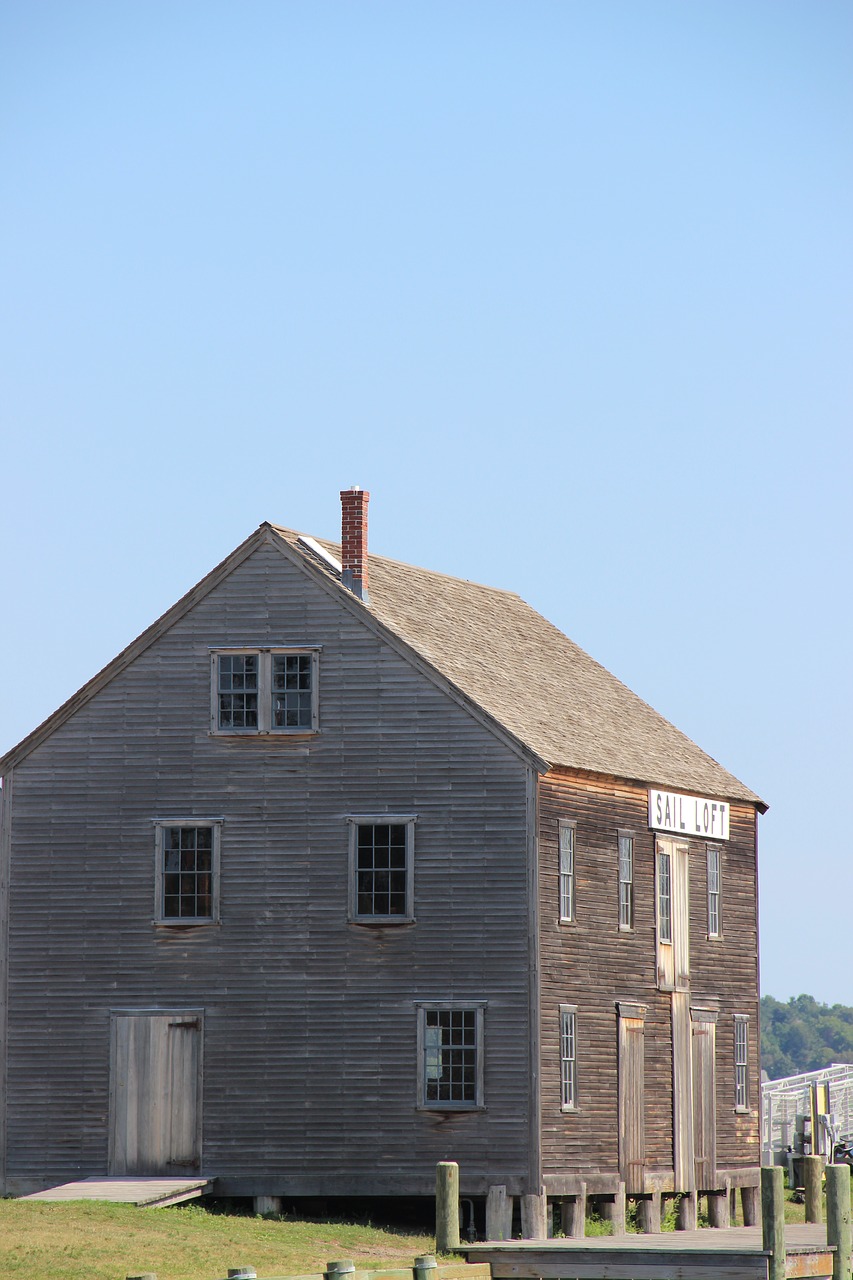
[691,1008,718,1189]
[672,990,695,1192]
[109,1012,202,1175]
[617,1003,647,1194]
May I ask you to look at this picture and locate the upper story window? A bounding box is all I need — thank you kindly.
[558,820,576,923]
[416,1002,485,1110]
[211,648,320,734]
[657,847,672,944]
[707,845,722,938]
[154,820,221,925]
[348,816,415,923]
[560,1005,578,1110]
[618,831,634,930]
[734,1015,750,1110]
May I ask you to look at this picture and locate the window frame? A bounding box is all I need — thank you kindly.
[347,815,416,925]
[707,844,722,939]
[210,646,321,736]
[617,829,635,931]
[560,1003,578,1112]
[657,847,673,945]
[153,818,222,926]
[558,819,576,924]
[734,1015,750,1111]
[415,1001,486,1111]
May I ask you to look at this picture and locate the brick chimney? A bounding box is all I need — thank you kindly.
[340,487,370,601]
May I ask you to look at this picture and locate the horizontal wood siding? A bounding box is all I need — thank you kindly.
[538,769,759,1184]
[4,542,532,1195]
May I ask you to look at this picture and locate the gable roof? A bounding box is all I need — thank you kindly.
[0,521,764,809]
[272,526,764,808]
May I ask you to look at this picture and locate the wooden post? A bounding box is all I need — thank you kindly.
[676,1192,697,1231]
[414,1254,438,1280]
[126,1274,157,1279]
[325,1265,355,1280]
[804,1155,823,1224]
[707,1180,731,1229]
[741,1182,759,1226]
[638,1192,661,1233]
[435,1162,460,1252]
[520,1189,547,1239]
[560,1184,586,1238]
[600,1184,627,1235]
[254,1195,282,1216]
[826,1163,852,1280]
[761,1165,786,1280]
[227,1271,258,1279]
[486,1186,512,1241]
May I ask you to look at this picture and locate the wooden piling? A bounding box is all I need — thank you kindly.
[676,1191,698,1231]
[826,1163,852,1280]
[560,1184,586,1238]
[638,1191,661,1234]
[413,1254,438,1280]
[761,1165,786,1280]
[804,1154,823,1224]
[520,1189,547,1240]
[485,1186,511,1241]
[435,1162,461,1252]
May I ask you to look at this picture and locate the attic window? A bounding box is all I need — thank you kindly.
[211,648,320,735]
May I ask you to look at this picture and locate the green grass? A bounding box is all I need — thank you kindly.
[0,1200,437,1280]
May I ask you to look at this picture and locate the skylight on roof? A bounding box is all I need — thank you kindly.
[298,534,342,575]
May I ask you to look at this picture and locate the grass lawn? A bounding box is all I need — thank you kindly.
[0,1200,436,1280]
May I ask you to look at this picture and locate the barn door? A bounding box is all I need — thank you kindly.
[617,1002,647,1194]
[691,1007,718,1189]
[109,1012,202,1175]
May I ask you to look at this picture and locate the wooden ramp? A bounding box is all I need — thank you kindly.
[464,1224,833,1279]
[22,1176,213,1208]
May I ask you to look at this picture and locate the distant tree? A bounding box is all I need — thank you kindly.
[761,994,853,1079]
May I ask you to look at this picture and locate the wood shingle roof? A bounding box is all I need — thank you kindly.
[273,525,764,808]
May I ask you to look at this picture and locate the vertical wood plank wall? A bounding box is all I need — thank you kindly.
[3,542,534,1196]
[537,769,760,1190]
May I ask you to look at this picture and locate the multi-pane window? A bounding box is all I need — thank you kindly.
[155,822,220,924]
[735,1016,749,1110]
[348,817,415,922]
[559,820,575,923]
[560,1006,578,1110]
[212,649,319,734]
[417,1003,485,1108]
[618,833,634,930]
[707,846,722,937]
[657,849,672,944]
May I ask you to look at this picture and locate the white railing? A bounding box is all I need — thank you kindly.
[762,1063,853,1164]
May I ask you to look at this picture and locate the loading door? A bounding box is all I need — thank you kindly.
[109,1011,203,1175]
[691,1007,718,1190]
[617,1002,647,1194]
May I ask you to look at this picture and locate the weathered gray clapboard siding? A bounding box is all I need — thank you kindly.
[537,769,760,1190]
[3,541,535,1195]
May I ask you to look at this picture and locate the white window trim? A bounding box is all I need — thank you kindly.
[153,818,222,926]
[558,819,576,924]
[617,829,635,932]
[415,1001,486,1111]
[560,1003,578,1112]
[657,847,673,945]
[210,646,321,735]
[707,844,723,939]
[734,1014,750,1112]
[347,814,416,925]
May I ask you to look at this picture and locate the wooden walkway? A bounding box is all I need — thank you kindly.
[22,1176,213,1208]
[463,1224,834,1279]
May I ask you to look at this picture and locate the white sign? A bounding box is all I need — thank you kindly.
[648,789,730,840]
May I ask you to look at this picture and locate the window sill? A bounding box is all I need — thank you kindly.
[153,919,220,929]
[618,924,634,934]
[734,1106,751,1115]
[560,1105,580,1114]
[210,729,319,738]
[349,917,416,928]
[707,933,724,942]
[417,1103,485,1113]
[558,917,575,926]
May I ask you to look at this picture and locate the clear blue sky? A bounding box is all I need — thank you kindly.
[2,1,851,1005]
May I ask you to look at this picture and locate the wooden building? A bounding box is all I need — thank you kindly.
[0,489,764,1221]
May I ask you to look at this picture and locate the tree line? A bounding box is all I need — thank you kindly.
[761,994,853,1079]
